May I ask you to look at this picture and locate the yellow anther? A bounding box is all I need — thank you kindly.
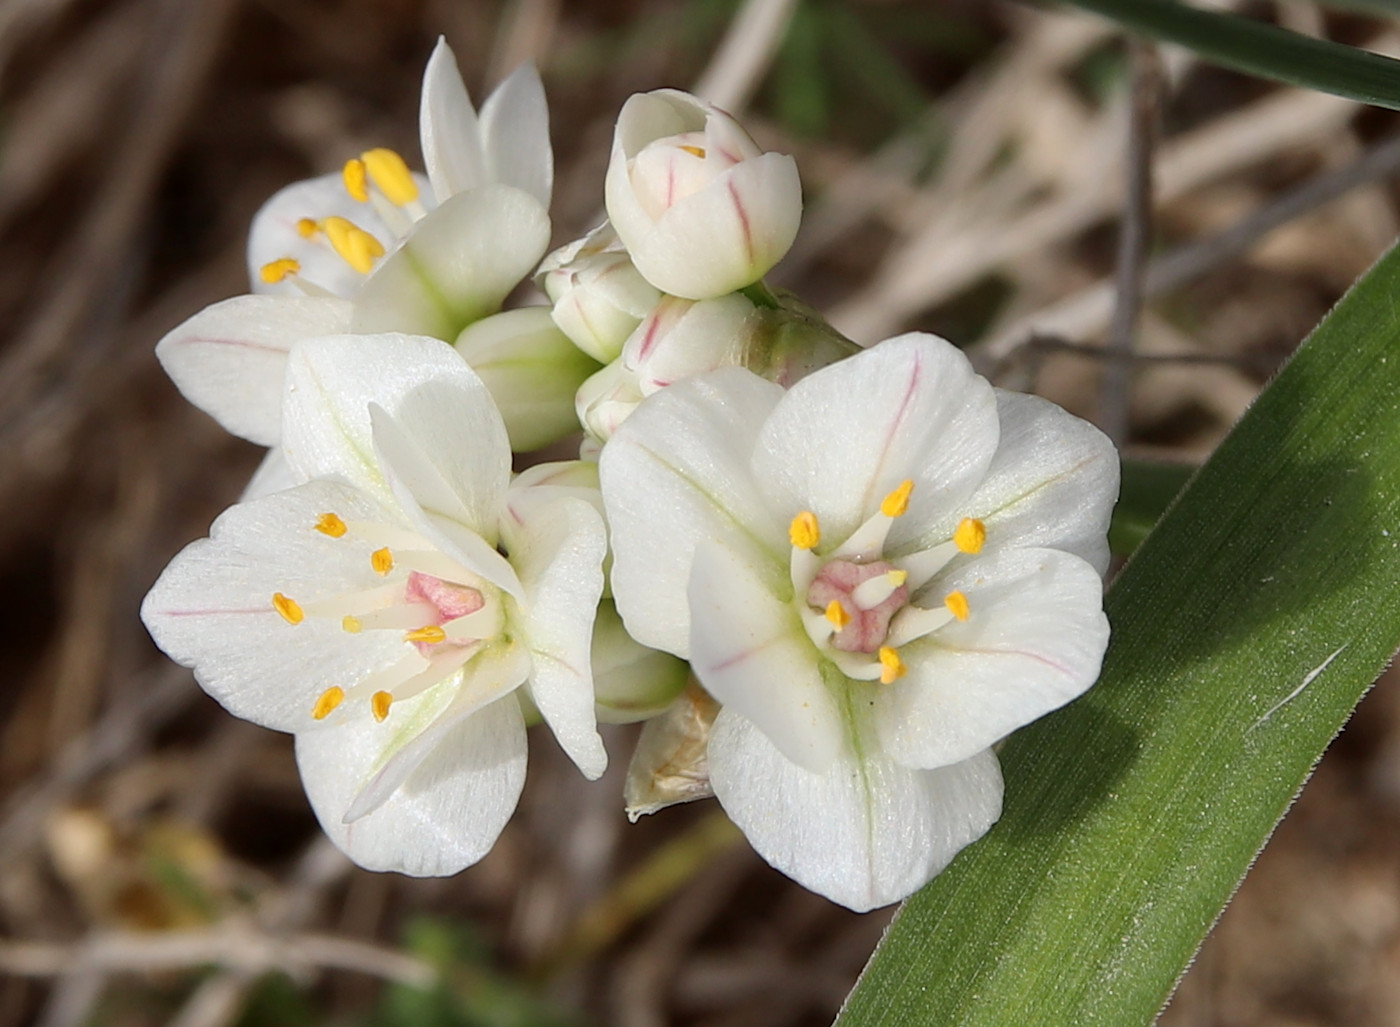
[371,691,393,722]
[887,569,908,587]
[789,511,821,550]
[370,548,394,575]
[322,216,385,274]
[312,687,345,720]
[881,479,915,518]
[825,600,851,629]
[296,217,319,238]
[362,148,419,206]
[878,646,907,684]
[405,625,447,645]
[954,517,986,555]
[315,512,348,538]
[679,144,707,158]
[341,615,362,634]
[342,157,369,202]
[259,257,300,284]
[272,592,304,625]
[945,590,970,622]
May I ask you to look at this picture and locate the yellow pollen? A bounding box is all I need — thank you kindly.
[945,590,970,622]
[315,512,348,538]
[271,592,303,625]
[259,257,300,284]
[296,217,319,238]
[362,148,419,206]
[881,479,915,518]
[878,646,907,684]
[342,615,362,634]
[955,517,986,555]
[405,625,447,645]
[789,511,820,550]
[342,158,369,202]
[311,687,344,720]
[679,144,707,158]
[371,691,393,722]
[322,216,385,274]
[825,600,851,629]
[887,569,908,587]
[371,548,394,575]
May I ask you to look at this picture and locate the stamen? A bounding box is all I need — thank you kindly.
[878,646,907,684]
[405,625,447,645]
[259,257,300,284]
[852,569,907,610]
[679,144,707,158]
[321,216,385,274]
[341,615,362,634]
[954,518,986,554]
[296,217,319,238]
[312,687,344,720]
[371,691,394,722]
[886,604,956,648]
[371,548,394,575]
[342,158,369,202]
[944,590,970,622]
[362,148,420,206]
[272,592,304,625]
[825,600,851,629]
[880,479,914,518]
[315,512,348,538]
[789,511,821,550]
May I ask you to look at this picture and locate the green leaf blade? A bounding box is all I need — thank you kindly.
[1060,0,1400,111]
[836,242,1400,1025]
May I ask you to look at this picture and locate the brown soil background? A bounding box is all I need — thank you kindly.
[2,1,1399,1024]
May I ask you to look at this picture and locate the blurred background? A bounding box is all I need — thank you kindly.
[3,0,1400,1023]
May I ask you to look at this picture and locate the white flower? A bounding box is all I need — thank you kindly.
[538,223,662,364]
[142,334,607,875]
[249,37,551,299]
[600,333,1117,910]
[604,90,802,300]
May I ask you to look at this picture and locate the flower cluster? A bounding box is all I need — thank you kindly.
[142,41,1118,911]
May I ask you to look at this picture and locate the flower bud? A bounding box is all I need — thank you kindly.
[592,600,689,724]
[539,224,662,363]
[454,307,601,452]
[605,90,802,300]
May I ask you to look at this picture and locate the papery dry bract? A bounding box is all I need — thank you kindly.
[600,333,1116,910]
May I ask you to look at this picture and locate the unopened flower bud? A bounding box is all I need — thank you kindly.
[605,90,802,300]
[539,224,662,363]
[592,600,688,724]
[455,307,601,452]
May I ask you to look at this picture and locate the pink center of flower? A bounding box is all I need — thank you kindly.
[805,560,908,654]
[403,571,485,655]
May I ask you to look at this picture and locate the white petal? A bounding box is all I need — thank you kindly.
[369,403,520,597]
[282,333,491,499]
[625,155,802,300]
[503,495,608,779]
[479,63,553,209]
[708,709,1003,912]
[600,367,788,656]
[155,295,351,446]
[140,481,411,733]
[297,691,527,875]
[753,333,999,550]
[246,173,398,298]
[351,185,550,341]
[877,547,1110,770]
[948,390,1118,575]
[419,37,486,201]
[240,447,299,501]
[688,539,841,772]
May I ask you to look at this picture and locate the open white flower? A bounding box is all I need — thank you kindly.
[142,334,607,875]
[600,333,1116,910]
[604,89,801,300]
